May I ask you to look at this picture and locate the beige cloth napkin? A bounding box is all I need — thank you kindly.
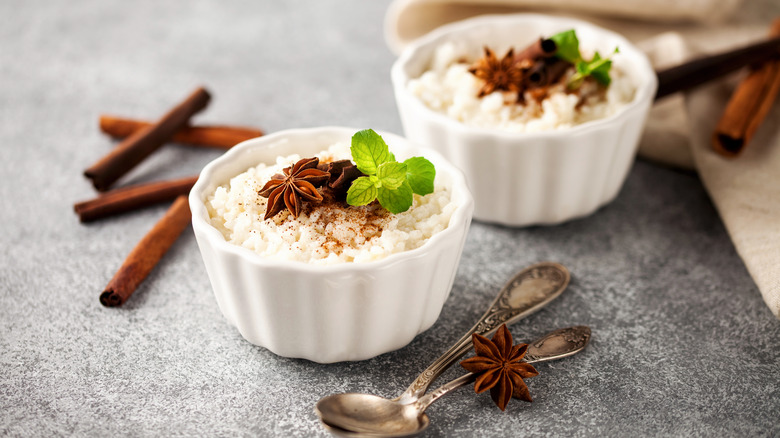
[684,53,780,319]
[637,32,780,318]
[385,0,780,317]
[385,0,745,55]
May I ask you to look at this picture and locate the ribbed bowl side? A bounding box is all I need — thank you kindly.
[601,107,649,203]
[189,126,474,363]
[192,209,471,364]
[192,228,239,326]
[396,88,653,226]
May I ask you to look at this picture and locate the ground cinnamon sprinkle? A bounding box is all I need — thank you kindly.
[303,192,390,256]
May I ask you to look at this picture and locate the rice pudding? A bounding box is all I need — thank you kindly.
[205,142,457,265]
[407,41,636,132]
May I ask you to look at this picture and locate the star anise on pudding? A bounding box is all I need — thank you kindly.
[460,324,539,411]
[258,157,330,220]
[468,47,524,97]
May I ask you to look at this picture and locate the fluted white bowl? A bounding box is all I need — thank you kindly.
[391,14,657,226]
[189,127,474,363]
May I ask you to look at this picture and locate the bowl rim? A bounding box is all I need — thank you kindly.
[390,13,658,139]
[189,126,475,274]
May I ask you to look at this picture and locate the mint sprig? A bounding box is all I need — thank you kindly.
[351,129,395,175]
[549,29,581,64]
[346,129,435,214]
[549,29,618,89]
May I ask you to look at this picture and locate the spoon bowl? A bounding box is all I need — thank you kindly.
[320,418,430,438]
[317,394,429,436]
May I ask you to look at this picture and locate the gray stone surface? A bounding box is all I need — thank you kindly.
[1,1,778,437]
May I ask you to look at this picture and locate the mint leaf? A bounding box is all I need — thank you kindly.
[577,54,593,74]
[346,129,437,213]
[377,181,413,214]
[350,129,393,175]
[550,29,619,89]
[588,55,613,86]
[590,63,612,85]
[377,162,407,190]
[404,157,435,196]
[567,49,618,89]
[550,29,581,63]
[346,176,378,206]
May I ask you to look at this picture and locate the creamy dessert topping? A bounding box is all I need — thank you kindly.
[206,140,457,265]
[408,30,636,132]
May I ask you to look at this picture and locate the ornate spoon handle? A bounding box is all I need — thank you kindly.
[415,325,591,411]
[396,262,570,404]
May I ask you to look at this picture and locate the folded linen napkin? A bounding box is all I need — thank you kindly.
[684,54,780,318]
[626,32,780,318]
[687,85,780,318]
[385,0,745,55]
[385,2,780,317]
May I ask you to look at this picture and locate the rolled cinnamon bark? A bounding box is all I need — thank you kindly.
[84,87,211,191]
[525,58,571,88]
[74,175,198,222]
[99,195,191,307]
[515,38,557,66]
[99,115,263,149]
[655,35,780,100]
[712,19,780,157]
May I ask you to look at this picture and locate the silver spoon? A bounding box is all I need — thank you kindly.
[319,325,591,437]
[315,262,570,432]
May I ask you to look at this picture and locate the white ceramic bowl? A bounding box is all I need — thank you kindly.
[391,14,657,226]
[189,127,474,363]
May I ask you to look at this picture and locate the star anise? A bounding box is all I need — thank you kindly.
[258,157,330,220]
[460,324,539,411]
[468,47,524,97]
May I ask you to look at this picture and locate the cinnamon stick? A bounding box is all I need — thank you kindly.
[525,58,571,88]
[74,175,198,222]
[99,195,191,307]
[84,87,211,191]
[99,115,263,149]
[655,35,780,100]
[713,19,780,157]
[515,38,557,66]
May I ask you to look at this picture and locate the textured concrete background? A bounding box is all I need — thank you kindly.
[1,1,778,437]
